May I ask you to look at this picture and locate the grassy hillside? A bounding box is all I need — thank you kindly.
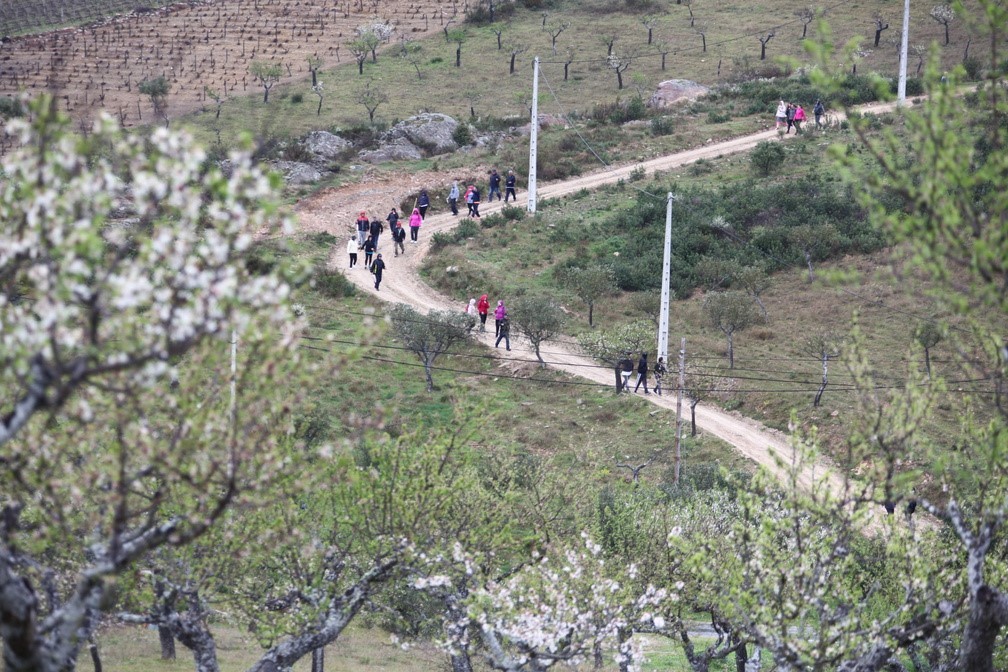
[172,0,991,151]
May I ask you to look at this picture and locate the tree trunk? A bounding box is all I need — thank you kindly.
[734,638,747,672]
[662,52,667,70]
[564,62,570,80]
[262,87,269,103]
[450,651,473,672]
[588,302,594,327]
[592,641,603,668]
[358,59,364,75]
[801,23,808,38]
[311,70,317,87]
[804,250,814,281]
[647,28,653,44]
[159,626,176,660]
[510,53,516,74]
[760,42,767,60]
[944,23,950,45]
[311,647,324,672]
[727,331,734,368]
[424,361,434,392]
[691,401,699,436]
[960,585,1008,672]
[814,354,828,407]
[701,34,706,52]
[89,640,103,672]
[616,70,624,89]
[455,45,461,67]
[925,347,932,378]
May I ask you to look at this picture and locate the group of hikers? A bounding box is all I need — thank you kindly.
[615,352,667,396]
[346,205,423,290]
[774,99,827,134]
[344,170,521,290]
[464,295,511,349]
[446,169,518,218]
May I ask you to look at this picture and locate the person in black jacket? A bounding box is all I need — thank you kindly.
[488,169,502,201]
[505,170,517,202]
[371,253,386,291]
[369,217,384,250]
[495,316,511,351]
[634,352,650,394]
[417,190,430,219]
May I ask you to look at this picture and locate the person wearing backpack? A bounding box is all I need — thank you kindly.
[495,315,511,351]
[813,99,825,129]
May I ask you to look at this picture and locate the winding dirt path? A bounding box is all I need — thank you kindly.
[295,99,910,494]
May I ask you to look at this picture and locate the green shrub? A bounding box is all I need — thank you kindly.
[750,140,785,177]
[312,268,356,298]
[311,232,339,247]
[707,110,731,124]
[480,213,506,229]
[291,92,304,104]
[0,97,24,119]
[452,123,473,146]
[500,204,526,221]
[650,116,674,136]
[688,159,713,176]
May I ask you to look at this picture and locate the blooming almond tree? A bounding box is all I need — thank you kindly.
[0,95,298,672]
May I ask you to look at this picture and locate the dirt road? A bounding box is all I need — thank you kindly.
[295,102,912,492]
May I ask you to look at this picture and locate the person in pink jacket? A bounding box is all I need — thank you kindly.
[408,207,423,243]
[494,300,507,338]
[792,104,806,135]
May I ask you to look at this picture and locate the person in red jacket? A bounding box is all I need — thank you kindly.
[792,104,806,135]
[477,294,490,332]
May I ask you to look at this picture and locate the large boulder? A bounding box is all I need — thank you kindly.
[388,113,458,155]
[273,160,322,185]
[358,137,423,164]
[648,79,710,108]
[304,130,351,163]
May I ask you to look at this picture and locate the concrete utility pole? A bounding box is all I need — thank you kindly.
[527,56,539,213]
[898,0,910,103]
[658,192,674,364]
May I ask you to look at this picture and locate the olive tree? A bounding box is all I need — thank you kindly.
[556,264,616,327]
[511,294,566,366]
[389,304,471,392]
[138,75,169,126]
[0,96,298,672]
[702,291,757,369]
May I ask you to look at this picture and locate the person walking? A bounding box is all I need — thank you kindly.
[464,184,475,217]
[792,104,806,135]
[363,236,376,268]
[494,299,507,338]
[448,180,460,216]
[355,211,369,249]
[775,100,787,130]
[505,170,517,202]
[495,315,511,350]
[408,207,422,242]
[347,236,358,269]
[653,356,667,396]
[371,253,386,291]
[393,222,406,257]
[618,354,634,394]
[369,216,384,250]
[386,207,400,231]
[417,190,430,219]
[471,184,481,218]
[634,352,650,394]
[785,103,796,134]
[477,294,490,332]
[813,99,825,129]
[488,169,502,201]
[465,297,478,332]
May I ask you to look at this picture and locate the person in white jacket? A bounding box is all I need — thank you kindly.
[775,100,787,130]
[347,236,358,269]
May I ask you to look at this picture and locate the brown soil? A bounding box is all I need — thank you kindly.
[0,0,447,127]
